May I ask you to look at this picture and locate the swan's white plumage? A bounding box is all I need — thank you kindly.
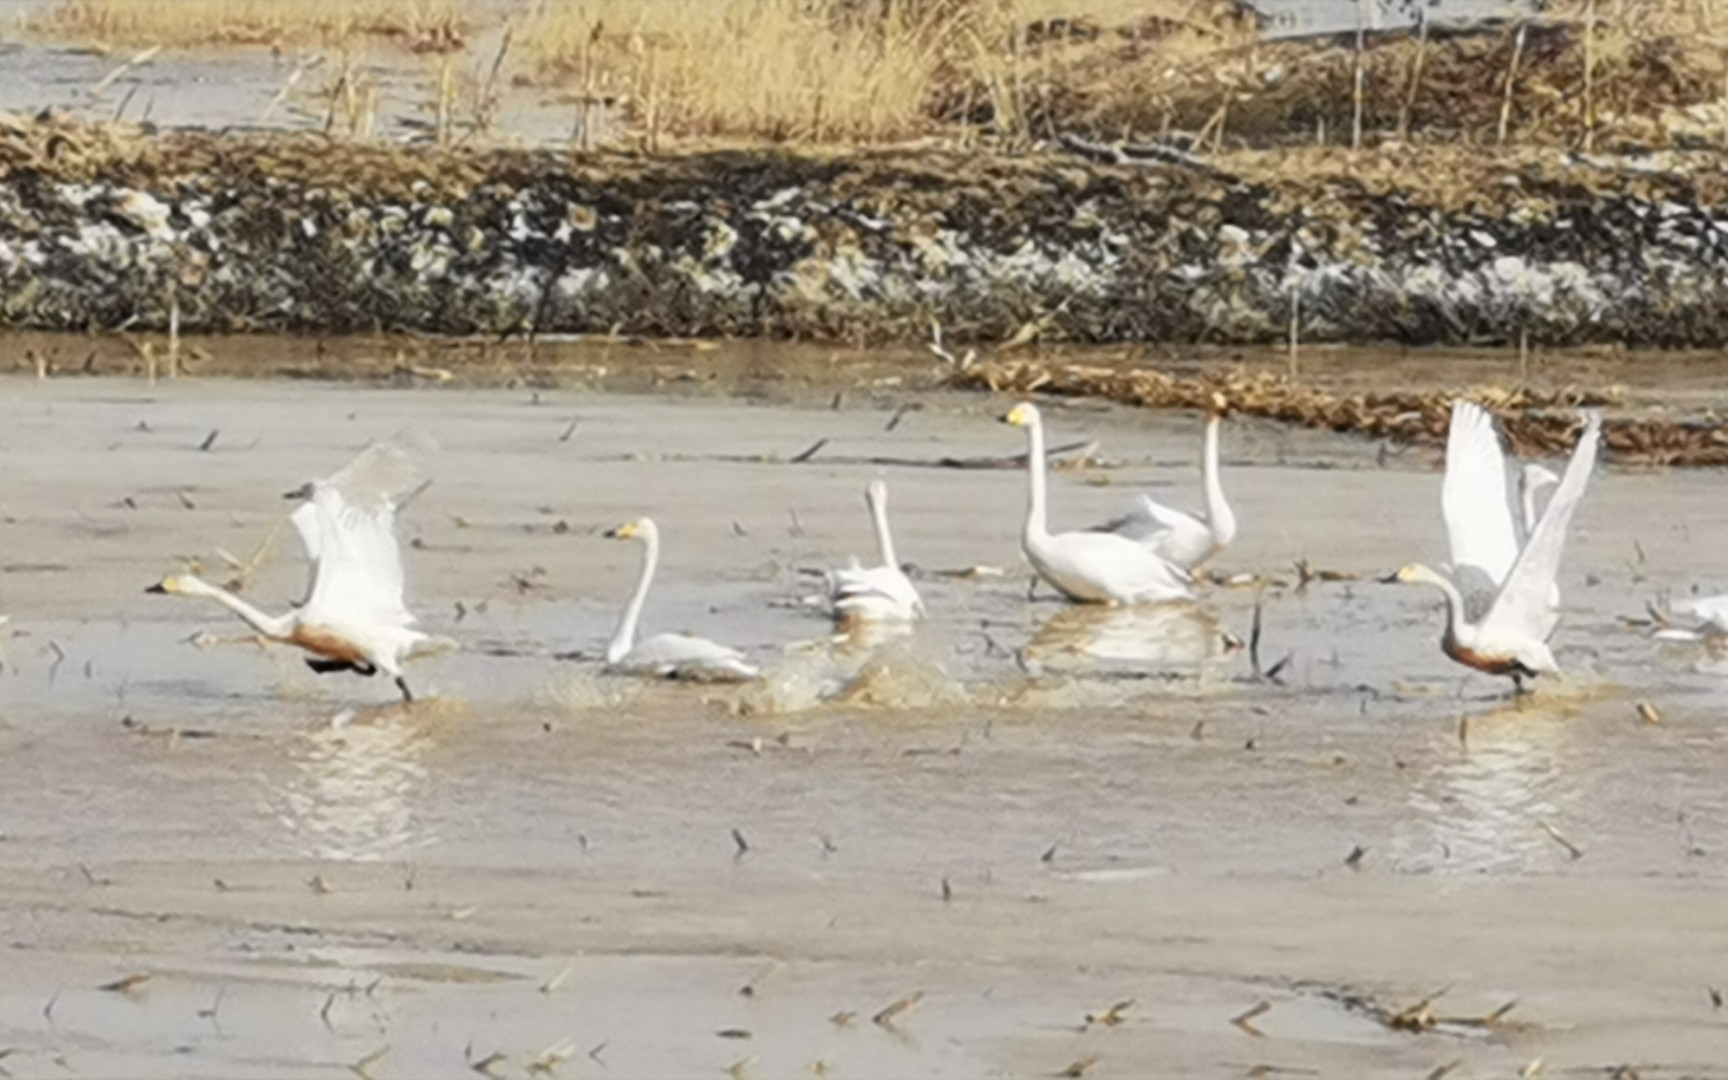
[150,438,451,701]
[605,517,759,682]
[1395,407,1602,682]
[1005,402,1191,606]
[1443,400,1521,586]
[1099,409,1235,570]
[830,479,923,623]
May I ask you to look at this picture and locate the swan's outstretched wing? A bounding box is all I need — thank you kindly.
[1096,495,1213,569]
[325,439,427,511]
[1443,401,1520,583]
[289,501,323,606]
[300,440,424,628]
[1519,463,1560,540]
[1479,411,1602,642]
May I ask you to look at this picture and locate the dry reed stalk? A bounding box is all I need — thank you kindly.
[1583,0,1597,150]
[1398,9,1430,140]
[1497,22,1527,145]
[1351,0,1366,148]
[436,55,453,145]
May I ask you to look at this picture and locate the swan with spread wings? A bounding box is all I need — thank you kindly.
[147,439,455,702]
[1388,401,1601,690]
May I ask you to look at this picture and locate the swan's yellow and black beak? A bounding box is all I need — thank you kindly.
[1376,571,1400,584]
[144,582,168,594]
[605,520,640,540]
[282,482,314,501]
[1002,402,1036,427]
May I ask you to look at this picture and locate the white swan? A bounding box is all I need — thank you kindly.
[1390,406,1602,689]
[604,517,760,682]
[1099,396,1237,569]
[147,439,455,702]
[829,479,924,624]
[1003,402,1191,605]
[1444,402,1566,582]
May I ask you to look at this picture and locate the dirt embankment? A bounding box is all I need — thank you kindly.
[6,114,1728,347]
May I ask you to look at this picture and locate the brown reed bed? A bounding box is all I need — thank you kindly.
[953,358,1728,466]
[23,0,1726,152]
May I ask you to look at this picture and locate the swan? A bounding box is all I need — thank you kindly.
[1098,395,1237,569]
[1443,401,1568,612]
[146,439,455,702]
[1003,402,1191,605]
[604,517,760,682]
[829,479,924,624]
[1389,406,1602,690]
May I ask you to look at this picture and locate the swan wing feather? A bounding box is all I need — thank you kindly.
[1479,411,1601,642]
[1443,401,1521,583]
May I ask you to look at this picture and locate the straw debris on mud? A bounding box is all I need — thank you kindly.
[955,358,1728,466]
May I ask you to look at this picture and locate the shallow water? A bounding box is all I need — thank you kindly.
[4,370,1728,1077]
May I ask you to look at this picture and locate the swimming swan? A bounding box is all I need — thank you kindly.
[829,479,924,624]
[147,439,455,702]
[1389,405,1602,689]
[1098,396,1237,570]
[604,517,760,682]
[1003,402,1191,605]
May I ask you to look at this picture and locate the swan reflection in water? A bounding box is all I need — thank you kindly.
[270,707,437,861]
[1022,602,1239,676]
[1393,697,1585,873]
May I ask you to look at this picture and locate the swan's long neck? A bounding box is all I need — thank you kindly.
[182,577,294,639]
[1414,568,1472,643]
[1022,414,1051,544]
[1201,415,1235,547]
[608,526,659,663]
[868,489,898,569]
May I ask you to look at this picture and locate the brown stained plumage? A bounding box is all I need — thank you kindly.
[1440,633,1530,678]
[285,624,371,666]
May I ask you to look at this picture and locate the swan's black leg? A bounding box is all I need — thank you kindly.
[395,675,414,703]
[1511,672,1530,696]
[306,658,358,675]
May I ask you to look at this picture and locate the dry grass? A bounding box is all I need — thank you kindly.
[32,0,471,52]
[514,0,1249,145]
[24,0,1728,150]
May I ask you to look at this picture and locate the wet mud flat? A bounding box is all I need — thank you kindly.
[4,375,1728,1077]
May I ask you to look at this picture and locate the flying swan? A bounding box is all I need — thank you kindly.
[604,517,760,682]
[147,439,455,702]
[1003,402,1191,605]
[829,479,924,624]
[1097,394,1237,570]
[1389,402,1602,690]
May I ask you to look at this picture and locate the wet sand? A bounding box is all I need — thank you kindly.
[4,373,1728,1077]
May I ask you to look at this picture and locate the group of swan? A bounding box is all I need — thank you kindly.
[136,394,1631,701]
[1004,395,1609,693]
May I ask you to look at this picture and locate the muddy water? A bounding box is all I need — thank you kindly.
[4,370,1728,1078]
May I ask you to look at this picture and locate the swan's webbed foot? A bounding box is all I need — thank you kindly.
[395,675,414,703]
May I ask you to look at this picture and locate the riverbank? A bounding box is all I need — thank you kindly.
[5,114,1728,348]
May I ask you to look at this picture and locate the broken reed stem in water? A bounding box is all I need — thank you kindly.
[1497,22,1527,145]
[167,288,179,379]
